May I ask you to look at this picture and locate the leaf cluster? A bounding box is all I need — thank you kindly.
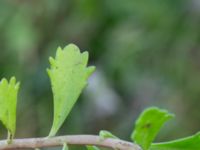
[0,44,200,150]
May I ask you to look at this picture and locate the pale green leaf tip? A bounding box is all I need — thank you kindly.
[65,43,79,50]
[82,51,89,56]
[1,78,8,85]
[56,46,63,58]
[62,43,80,55]
[57,46,63,51]
[49,57,56,66]
[82,51,89,58]
[10,76,16,82]
[10,77,20,89]
[82,51,89,65]
[15,82,20,90]
[87,66,96,77]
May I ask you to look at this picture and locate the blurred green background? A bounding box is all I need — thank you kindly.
[1,0,200,149]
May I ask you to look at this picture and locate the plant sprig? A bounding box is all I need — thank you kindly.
[0,44,200,150]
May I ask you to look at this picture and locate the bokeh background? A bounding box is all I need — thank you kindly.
[1,0,200,149]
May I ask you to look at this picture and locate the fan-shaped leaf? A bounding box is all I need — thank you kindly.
[48,44,95,136]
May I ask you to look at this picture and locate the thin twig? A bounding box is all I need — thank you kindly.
[0,135,142,150]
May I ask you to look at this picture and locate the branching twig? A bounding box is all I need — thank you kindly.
[0,135,142,150]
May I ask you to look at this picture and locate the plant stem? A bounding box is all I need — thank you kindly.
[0,135,141,150]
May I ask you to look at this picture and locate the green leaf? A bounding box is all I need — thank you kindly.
[99,130,119,140]
[131,107,174,150]
[48,44,95,136]
[86,146,100,150]
[150,132,200,150]
[0,77,20,141]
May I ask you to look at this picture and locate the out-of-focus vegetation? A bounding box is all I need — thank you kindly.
[0,0,200,149]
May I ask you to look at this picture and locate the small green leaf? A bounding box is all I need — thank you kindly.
[0,77,20,141]
[62,143,69,150]
[48,44,95,136]
[131,107,174,150]
[99,130,119,140]
[86,146,100,150]
[150,132,200,150]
